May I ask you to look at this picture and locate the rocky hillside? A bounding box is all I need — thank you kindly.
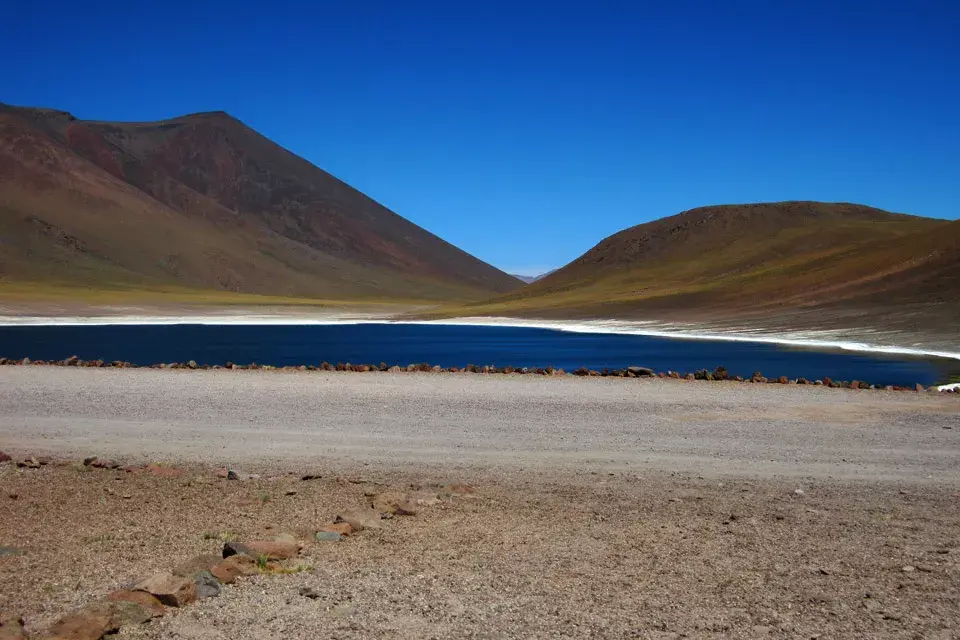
[441,202,959,338]
[0,103,521,301]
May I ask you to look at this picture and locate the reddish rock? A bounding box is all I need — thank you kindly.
[106,590,165,617]
[319,522,356,537]
[134,571,197,607]
[0,451,10,464]
[145,464,183,478]
[371,492,418,516]
[222,539,299,561]
[0,615,26,640]
[335,507,383,531]
[210,554,257,583]
[172,554,222,578]
[41,600,152,639]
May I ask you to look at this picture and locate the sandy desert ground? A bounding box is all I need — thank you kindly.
[1,369,959,638]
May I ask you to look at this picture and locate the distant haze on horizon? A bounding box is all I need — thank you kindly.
[3,0,957,276]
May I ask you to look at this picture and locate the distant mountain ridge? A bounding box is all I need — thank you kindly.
[0,103,521,301]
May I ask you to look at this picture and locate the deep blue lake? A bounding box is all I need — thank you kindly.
[0,323,955,386]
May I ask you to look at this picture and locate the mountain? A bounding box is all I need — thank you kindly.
[509,271,554,284]
[441,202,959,337]
[0,103,521,303]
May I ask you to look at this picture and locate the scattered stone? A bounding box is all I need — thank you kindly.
[335,507,384,531]
[106,590,165,617]
[315,531,344,542]
[794,488,805,496]
[0,451,11,464]
[901,565,916,572]
[300,473,322,481]
[222,540,299,561]
[284,489,298,496]
[82,456,97,466]
[319,523,356,537]
[227,469,260,481]
[372,492,418,516]
[627,366,655,377]
[193,571,221,599]
[145,464,183,478]
[0,615,26,640]
[172,554,222,579]
[16,458,40,469]
[43,600,152,639]
[299,586,322,599]
[134,571,197,607]
[210,555,257,584]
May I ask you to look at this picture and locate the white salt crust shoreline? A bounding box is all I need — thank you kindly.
[0,313,957,362]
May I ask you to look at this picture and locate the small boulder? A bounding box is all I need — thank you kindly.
[226,469,260,481]
[334,507,383,531]
[134,571,197,607]
[209,555,257,584]
[106,590,165,617]
[319,522,356,537]
[0,615,26,640]
[171,554,222,579]
[315,531,344,542]
[222,540,299,561]
[16,458,40,469]
[0,451,11,464]
[626,366,655,377]
[193,571,221,599]
[371,492,418,516]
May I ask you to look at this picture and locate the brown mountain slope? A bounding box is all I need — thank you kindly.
[439,202,958,339]
[0,103,520,302]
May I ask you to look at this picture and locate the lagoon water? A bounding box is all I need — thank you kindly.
[0,323,954,386]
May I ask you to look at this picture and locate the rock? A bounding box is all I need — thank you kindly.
[134,571,197,607]
[627,366,655,377]
[222,540,299,561]
[440,483,473,498]
[299,586,322,599]
[794,488,805,496]
[42,600,153,639]
[902,565,916,572]
[209,555,257,584]
[82,456,97,466]
[187,360,198,369]
[0,451,11,464]
[172,554,222,578]
[916,383,924,393]
[227,469,260,481]
[106,590,165,617]
[193,571,221,599]
[0,547,23,557]
[17,458,40,469]
[284,489,298,496]
[372,492,418,516]
[315,531,344,542]
[300,473,322,481]
[0,615,26,640]
[145,464,183,478]
[319,522,356,537]
[335,507,383,531]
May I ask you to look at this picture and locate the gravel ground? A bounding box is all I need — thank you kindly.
[0,367,958,480]
[1,368,959,638]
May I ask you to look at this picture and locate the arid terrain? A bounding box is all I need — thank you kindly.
[0,103,520,302]
[433,202,960,343]
[1,369,958,638]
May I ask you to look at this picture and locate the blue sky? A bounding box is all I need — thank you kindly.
[2,1,958,276]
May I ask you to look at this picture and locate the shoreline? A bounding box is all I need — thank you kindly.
[1,357,957,394]
[0,312,958,361]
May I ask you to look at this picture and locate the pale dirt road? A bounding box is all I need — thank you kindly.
[3,368,960,638]
[0,367,957,482]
